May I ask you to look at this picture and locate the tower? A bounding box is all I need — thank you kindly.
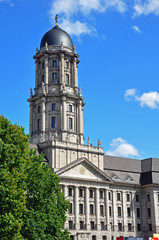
[28,19,104,171]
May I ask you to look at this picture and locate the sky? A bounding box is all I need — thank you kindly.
[0,0,159,160]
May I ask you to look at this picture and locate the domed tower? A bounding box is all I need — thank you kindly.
[28,18,103,171]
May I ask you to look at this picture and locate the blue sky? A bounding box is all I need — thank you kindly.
[0,0,159,159]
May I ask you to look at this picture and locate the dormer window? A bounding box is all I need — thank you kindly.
[52,72,58,84]
[113,176,120,180]
[65,74,69,85]
[52,60,57,68]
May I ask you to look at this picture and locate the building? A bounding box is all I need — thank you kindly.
[28,19,159,240]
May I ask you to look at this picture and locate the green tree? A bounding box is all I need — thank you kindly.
[0,116,70,240]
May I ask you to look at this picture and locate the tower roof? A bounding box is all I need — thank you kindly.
[40,25,73,49]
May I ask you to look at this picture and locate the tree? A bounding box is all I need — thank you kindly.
[0,116,70,240]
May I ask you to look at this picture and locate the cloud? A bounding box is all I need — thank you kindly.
[106,137,139,157]
[134,0,159,16]
[125,89,159,109]
[0,0,14,6]
[132,25,142,33]
[50,0,127,36]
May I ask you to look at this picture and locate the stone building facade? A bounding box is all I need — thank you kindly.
[28,22,159,240]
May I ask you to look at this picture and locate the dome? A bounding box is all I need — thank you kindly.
[40,25,73,49]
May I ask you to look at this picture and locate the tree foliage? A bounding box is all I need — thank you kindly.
[0,116,70,240]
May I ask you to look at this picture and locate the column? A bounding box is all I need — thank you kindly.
[85,187,90,230]
[35,59,39,89]
[75,186,79,230]
[73,57,78,88]
[132,191,136,232]
[41,97,46,132]
[62,96,66,131]
[95,188,100,230]
[105,189,109,230]
[29,103,33,135]
[63,186,68,228]
[122,191,127,231]
[112,191,117,231]
[78,100,83,134]
[45,54,49,92]
[60,53,64,84]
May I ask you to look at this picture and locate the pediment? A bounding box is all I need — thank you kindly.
[57,158,112,182]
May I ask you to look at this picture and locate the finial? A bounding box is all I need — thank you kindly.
[55,14,59,26]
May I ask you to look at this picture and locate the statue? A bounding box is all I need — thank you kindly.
[45,42,48,50]
[90,143,93,147]
[30,88,33,97]
[42,82,46,94]
[54,131,58,140]
[98,139,101,147]
[48,131,54,141]
[87,137,90,146]
[40,133,45,143]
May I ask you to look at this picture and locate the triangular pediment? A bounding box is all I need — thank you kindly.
[57,158,112,182]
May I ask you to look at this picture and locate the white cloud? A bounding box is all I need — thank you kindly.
[132,25,142,33]
[125,89,159,109]
[106,137,139,157]
[0,0,14,6]
[134,0,159,16]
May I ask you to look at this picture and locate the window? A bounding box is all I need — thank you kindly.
[37,118,40,130]
[137,208,140,218]
[42,62,45,69]
[79,204,84,214]
[136,194,139,202]
[90,204,94,215]
[101,222,105,230]
[117,192,121,201]
[113,176,120,180]
[38,105,41,113]
[69,104,72,112]
[109,206,112,217]
[147,194,150,202]
[68,187,73,196]
[126,193,130,201]
[117,207,121,217]
[80,221,84,229]
[51,117,56,128]
[42,74,45,82]
[69,118,72,130]
[137,224,141,231]
[90,189,94,198]
[100,205,104,215]
[148,208,151,218]
[149,223,152,231]
[65,61,69,69]
[65,74,69,85]
[127,207,131,217]
[90,221,95,230]
[69,221,73,229]
[108,192,111,200]
[52,60,57,68]
[92,236,96,240]
[103,237,107,240]
[69,203,72,214]
[128,223,132,231]
[118,223,122,231]
[52,72,58,84]
[70,236,74,240]
[100,190,104,199]
[158,193,159,202]
[52,103,56,111]
[79,188,83,197]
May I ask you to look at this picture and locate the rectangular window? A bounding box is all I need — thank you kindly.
[51,117,56,128]
[118,223,122,231]
[101,222,105,230]
[52,72,58,84]
[52,103,56,111]
[127,207,131,217]
[137,224,141,231]
[37,118,40,130]
[79,188,83,197]
[90,204,94,215]
[80,221,84,230]
[100,205,104,215]
[92,236,96,240]
[69,221,73,229]
[137,208,140,218]
[136,194,139,202]
[90,221,95,230]
[69,104,72,112]
[147,194,150,202]
[65,74,69,85]
[108,192,111,200]
[126,193,130,201]
[69,118,72,130]
[103,237,107,240]
[70,236,74,240]
[128,223,132,231]
[65,61,69,69]
[79,204,83,214]
[38,105,41,113]
[109,206,112,216]
[42,62,45,69]
[42,74,45,83]
[68,187,73,196]
[148,208,151,218]
[117,207,121,217]
[90,189,94,198]
[100,190,104,199]
[149,223,152,231]
[52,60,57,67]
[69,203,72,214]
[117,192,121,201]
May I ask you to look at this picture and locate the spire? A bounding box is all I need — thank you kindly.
[55,14,59,26]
